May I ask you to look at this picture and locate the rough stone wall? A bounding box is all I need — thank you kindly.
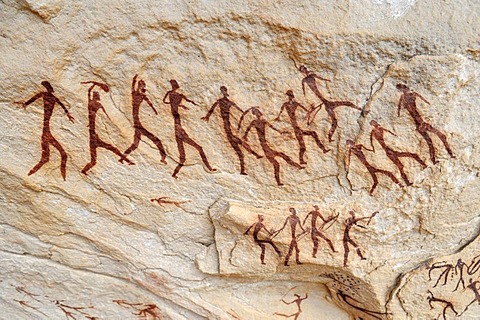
[0,0,479,319]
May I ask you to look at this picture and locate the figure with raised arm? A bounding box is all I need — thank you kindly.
[342,211,377,267]
[164,79,216,178]
[274,293,308,320]
[202,86,262,175]
[275,208,308,266]
[346,139,402,195]
[241,107,304,186]
[122,75,167,164]
[369,120,426,186]
[244,214,282,264]
[16,81,74,180]
[275,90,329,165]
[396,83,454,164]
[302,205,337,257]
[80,81,133,175]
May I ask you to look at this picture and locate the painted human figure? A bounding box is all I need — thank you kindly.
[396,84,455,164]
[17,81,74,180]
[163,79,216,178]
[276,208,307,266]
[426,290,458,320]
[274,293,308,320]
[369,120,427,186]
[242,107,304,186]
[460,278,480,316]
[302,205,337,257]
[80,81,133,175]
[427,261,455,288]
[346,139,402,195]
[122,75,167,164]
[202,86,262,175]
[342,211,377,267]
[275,90,329,165]
[244,214,282,265]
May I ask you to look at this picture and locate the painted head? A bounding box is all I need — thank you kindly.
[299,65,308,74]
[313,205,319,210]
[220,86,228,97]
[396,83,409,93]
[294,294,300,298]
[370,119,379,127]
[93,91,100,101]
[170,79,179,90]
[258,214,264,222]
[346,139,354,147]
[348,210,355,218]
[41,81,54,93]
[138,79,146,93]
[252,107,262,118]
[289,208,297,215]
[286,89,294,99]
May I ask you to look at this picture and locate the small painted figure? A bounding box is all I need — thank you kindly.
[342,211,377,267]
[163,79,216,178]
[302,205,337,257]
[460,278,480,316]
[276,208,308,266]
[17,81,74,180]
[244,214,282,265]
[427,261,455,288]
[274,293,308,320]
[426,290,458,320]
[396,84,454,164]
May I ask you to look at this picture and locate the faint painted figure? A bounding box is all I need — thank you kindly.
[274,293,308,320]
[202,86,262,175]
[370,120,426,186]
[426,290,457,320]
[396,84,454,164]
[276,208,308,266]
[275,90,329,164]
[302,205,337,257]
[244,214,282,264]
[460,278,480,316]
[122,75,167,164]
[242,107,304,186]
[81,81,133,174]
[346,139,402,195]
[163,79,216,178]
[17,81,74,180]
[342,211,377,267]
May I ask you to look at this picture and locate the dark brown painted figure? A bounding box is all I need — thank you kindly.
[370,120,426,186]
[427,261,455,288]
[346,139,402,195]
[426,290,458,320]
[18,81,74,180]
[276,208,307,266]
[122,75,167,164]
[460,279,480,316]
[274,293,308,320]
[81,81,133,175]
[396,84,454,164]
[275,90,329,165]
[342,211,377,267]
[302,205,337,257]
[242,107,304,186]
[202,86,262,175]
[244,214,281,264]
[163,80,216,178]
[336,290,390,320]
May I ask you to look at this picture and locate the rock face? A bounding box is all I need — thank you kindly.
[0,0,479,319]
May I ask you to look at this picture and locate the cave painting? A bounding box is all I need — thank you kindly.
[202,86,262,175]
[396,83,455,164]
[275,90,330,165]
[81,81,134,175]
[163,79,216,178]
[241,107,304,186]
[426,290,458,320]
[150,196,189,208]
[342,211,377,267]
[273,292,308,320]
[244,214,282,265]
[276,208,309,266]
[123,75,168,165]
[302,205,338,257]
[16,81,74,180]
[336,289,390,320]
[113,300,161,320]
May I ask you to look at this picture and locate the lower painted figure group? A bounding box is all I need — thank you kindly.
[244,207,377,267]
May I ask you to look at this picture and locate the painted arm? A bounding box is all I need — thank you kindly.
[384,127,398,137]
[277,218,289,234]
[281,299,294,305]
[298,217,306,232]
[202,101,218,121]
[99,102,112,122]
[301,79,306,96]
[242,122,255,141]
[274,103,286,121]
[302,212,312,226]
[313,73,331,82]
[244,223,255,235]
[231,101,244,114]
[268,122,288,136]
[55,97,75,123]
[361,144,375,153]
[132,74,138,94]
[297,102,309,113]
[162,91,170,104]
[416,93,430,105]
[397,96,403,117]
[346,149,352,169]
[22,93,43,107]
[369,132,376,152]
[184,95,198,106]
[144,96,158,115]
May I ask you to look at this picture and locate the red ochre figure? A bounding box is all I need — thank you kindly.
[275,208,308,266]
[302,205,337,257]
[242,107,304,186]
[274,293,308,320]
[122,75,167,164]
[396,84,455,164]
[80,81,133,175]
[163,79,216,178]
[244,214,282,265]
[370,120,427,186]
[426,290,458,320]
[299,65,362,142]
[275,90,330,165]
[202,86,262,175]
[17,81,74,180]
[346,139,402,195]
[342,211,377,267]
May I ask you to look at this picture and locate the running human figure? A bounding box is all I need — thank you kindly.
[244,214,282,265]
[342,211,377,267]
[426,290,457,320]
[346,139,402,195]
[369,120,426,186]
[275,208,308,266]
[396,84,455,164]
[275,90,329,165]
[163,79,216,178]
[274,293,308,320]
[302,205,337,257]
[202,86,262,175]
[80,81,133,175]
[122,75,167,164]
[16,81,74,180]
[460,278,480,316]
[242,107,304,186]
